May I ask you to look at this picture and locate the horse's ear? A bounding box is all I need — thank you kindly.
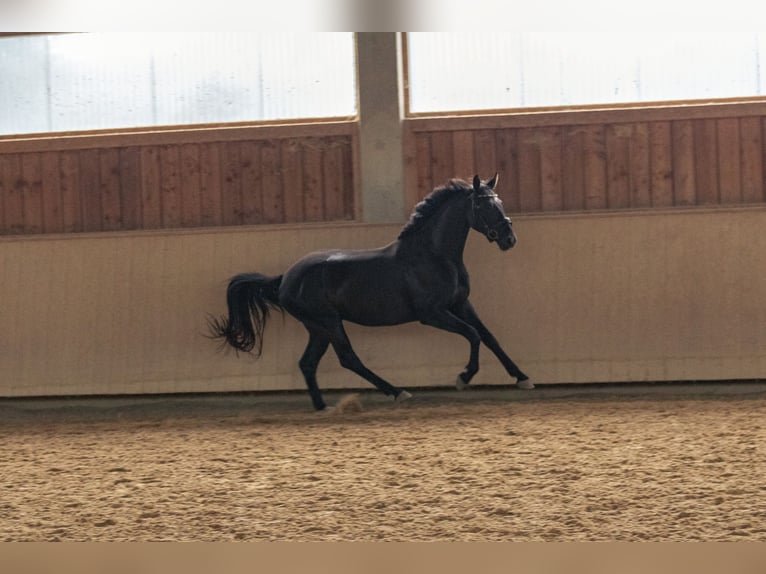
[487,173,499,189]
[472,174,481,191]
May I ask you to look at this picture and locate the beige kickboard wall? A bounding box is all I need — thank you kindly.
[1,208,765,397]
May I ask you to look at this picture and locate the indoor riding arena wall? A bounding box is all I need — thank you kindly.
[1,208,764,397]
[2,98,766,398]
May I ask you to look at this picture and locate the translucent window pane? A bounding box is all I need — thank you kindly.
[47,34,156,132]
[0,36,49,134]
[407,32,765,114]
[0,32,356,136]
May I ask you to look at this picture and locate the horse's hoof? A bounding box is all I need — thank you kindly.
[395,390,413,403]
[516,379,535,390]
[456,376,468,391]
[317,406,335,415]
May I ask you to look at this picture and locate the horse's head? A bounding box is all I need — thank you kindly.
[468,174,516,251]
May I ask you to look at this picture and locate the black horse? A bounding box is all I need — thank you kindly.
[209,174,532,411]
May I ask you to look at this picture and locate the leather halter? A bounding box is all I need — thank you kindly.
[470,192,510,241]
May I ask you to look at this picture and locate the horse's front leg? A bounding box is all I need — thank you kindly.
[452,300,533,390]
[419,308,482,387]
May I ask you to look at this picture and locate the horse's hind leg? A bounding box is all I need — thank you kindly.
[299,329,330,411]
[318,318,411,403]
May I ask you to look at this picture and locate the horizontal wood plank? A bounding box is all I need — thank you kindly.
[404,99,766,131]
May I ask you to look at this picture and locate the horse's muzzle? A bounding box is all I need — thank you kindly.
[498,234,516,251]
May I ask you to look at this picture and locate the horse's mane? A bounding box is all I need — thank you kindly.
[398,179,473,240]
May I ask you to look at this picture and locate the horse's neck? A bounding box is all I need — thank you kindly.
[414,198,470,262]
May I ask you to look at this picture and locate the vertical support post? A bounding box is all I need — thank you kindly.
[356,32,406,223]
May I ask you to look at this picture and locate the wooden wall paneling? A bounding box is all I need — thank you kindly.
[401,124,419,215]
[605,124,631,209]
[671,120,696,206]
[40,152,63,233]
[238,141,263,225]
[473,129,498,182]
[517,128,543,212]
[1,154,24,234]
[628,123,651,208]
[302,139,325,221]
[334,137,355,220]
[5,154,27,235]
[0,155,6,232]
[648,122,674,207]
[59,151,82,232]
[0,156,5,231]
[78,149,102,232]
[739,116,764,204]
[763,117,766,201]
[451,130,475,180]
[0,157,3,231]
[321,138,347,221]
[199,143,223,227]
[495,129,521,213]
[582,125,608,210]
[221,142,243,226]
[560,127,585,212]
[3,210,766,395]
[261,140,284,223]
[20,153,43,234]
[179,143,202,228]
[280,139,304,223]
[99,148,122,231]
[429,131,454,187]
[693,119,720,205]
[538,127,563,212]
[414,133,432,205]
[716,118,742,205]
[5,113,764,237]
[1,123,362,234]
[119,147,142,230]
[139,146,162,229]
[341,138,356,220]
[159,145,182,228]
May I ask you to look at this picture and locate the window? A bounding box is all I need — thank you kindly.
[406,32,766,114]
[0,32,357,136]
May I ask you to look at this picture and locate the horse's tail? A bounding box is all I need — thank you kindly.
[207,272,284,356]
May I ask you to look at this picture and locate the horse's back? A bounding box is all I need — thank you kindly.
[279,244,417,326]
